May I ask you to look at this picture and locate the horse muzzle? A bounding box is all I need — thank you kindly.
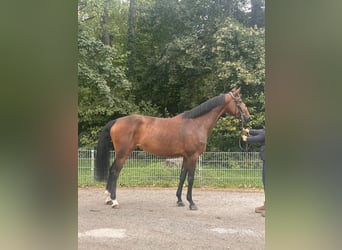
[242,115,250,123]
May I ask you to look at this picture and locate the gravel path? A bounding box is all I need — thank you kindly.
[78,187,265,250]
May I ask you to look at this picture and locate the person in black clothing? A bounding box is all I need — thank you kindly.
[242,128,265,217]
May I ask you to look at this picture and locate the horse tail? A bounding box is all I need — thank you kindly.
[95,120,116,181]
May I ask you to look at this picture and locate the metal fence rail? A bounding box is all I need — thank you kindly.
[78,149,263,188]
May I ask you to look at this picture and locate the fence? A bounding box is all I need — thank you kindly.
[78,149,263,188]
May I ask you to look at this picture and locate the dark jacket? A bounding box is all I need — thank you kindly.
[247,129,265,161]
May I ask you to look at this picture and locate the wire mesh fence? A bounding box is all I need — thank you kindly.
[78,149,263,188]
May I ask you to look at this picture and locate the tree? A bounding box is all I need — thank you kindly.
[208,18,265,150]
[78,24,135,147]
[78,0,265,151]
[101,0,111,46]
[249,0,265,28]
[78,0,160,147]
[78,0,130,54]
[127,0,137,78]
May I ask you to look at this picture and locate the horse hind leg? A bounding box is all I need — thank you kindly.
[105,160,117,206]
[105,157,126,208]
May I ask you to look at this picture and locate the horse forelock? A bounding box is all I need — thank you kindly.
[182,95,226,119]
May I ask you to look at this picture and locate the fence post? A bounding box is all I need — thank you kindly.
[91,149,95,183]
[198,154,202,185]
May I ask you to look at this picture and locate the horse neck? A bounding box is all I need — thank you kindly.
[195,105,227,133]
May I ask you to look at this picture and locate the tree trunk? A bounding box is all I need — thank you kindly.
[250,0,264,28]
[127,0,136,78]
[102,0,111,46]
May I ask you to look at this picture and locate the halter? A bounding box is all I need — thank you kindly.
[229,91,249,152]
[228,91,245,121]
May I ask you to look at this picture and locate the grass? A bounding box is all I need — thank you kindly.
[78,158,263,189]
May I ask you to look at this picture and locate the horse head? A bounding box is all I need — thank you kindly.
[226,88,250,124]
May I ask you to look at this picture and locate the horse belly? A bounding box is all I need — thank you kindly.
[138,133,183,157]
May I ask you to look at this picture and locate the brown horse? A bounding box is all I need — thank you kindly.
[95,87,250,210]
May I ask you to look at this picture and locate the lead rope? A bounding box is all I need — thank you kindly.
[238,110,249,152]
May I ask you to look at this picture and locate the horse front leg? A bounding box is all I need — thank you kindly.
[176,165,187,207]
[186,166,198,210]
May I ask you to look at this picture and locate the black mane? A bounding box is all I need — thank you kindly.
[182,95,225,119]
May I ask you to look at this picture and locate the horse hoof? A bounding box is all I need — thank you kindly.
[104,191,112,205]
[177,201,185,207]
[189,204,198,210]
[105,200,113,205]
[111,200,119,208]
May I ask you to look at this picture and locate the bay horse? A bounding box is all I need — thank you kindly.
[95,87,250,210]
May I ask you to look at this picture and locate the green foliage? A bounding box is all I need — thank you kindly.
[78,0,129,52]
[207,117,241,151]
[78,28,135,147]
[78,0,265,150]
[78,0,160,147]
[211,18,265,131]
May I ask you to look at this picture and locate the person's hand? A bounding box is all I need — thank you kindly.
[242,128,249,134]
[242,135,247,141]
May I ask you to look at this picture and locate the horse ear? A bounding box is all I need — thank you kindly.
[236,88,241,93]
[231,87,236,92]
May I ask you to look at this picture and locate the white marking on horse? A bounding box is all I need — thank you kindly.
[104,190,120,207]
[111,199,119,208]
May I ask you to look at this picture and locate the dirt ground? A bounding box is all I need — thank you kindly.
[78,187,265,250]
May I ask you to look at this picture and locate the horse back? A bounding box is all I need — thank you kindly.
[110,114,203,157]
